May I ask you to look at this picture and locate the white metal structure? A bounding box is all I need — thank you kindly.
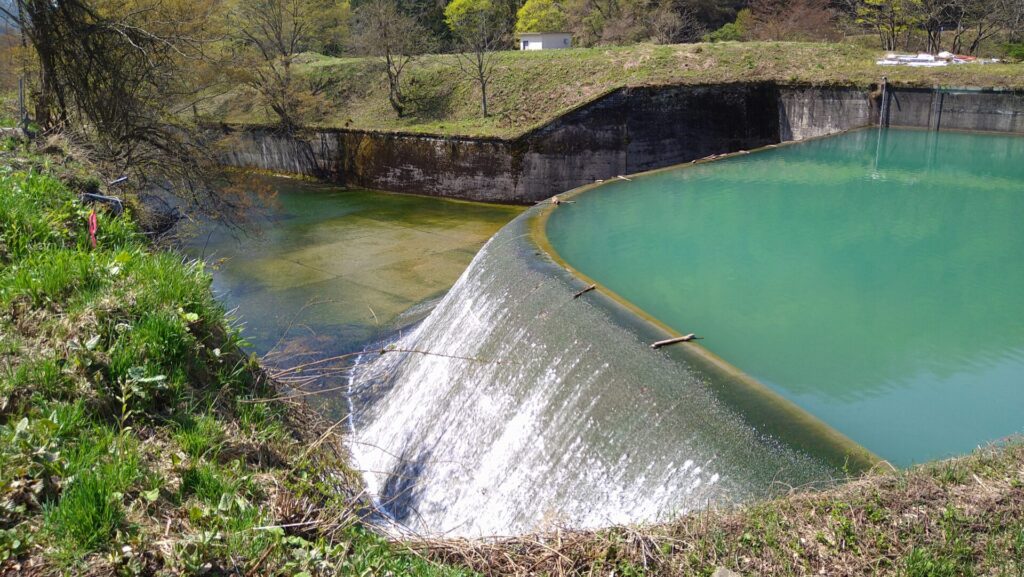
[518,32,572,50]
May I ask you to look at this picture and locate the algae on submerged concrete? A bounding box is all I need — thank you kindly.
[184,175,524,355]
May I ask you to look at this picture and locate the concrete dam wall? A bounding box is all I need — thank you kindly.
[217,84,1022,203]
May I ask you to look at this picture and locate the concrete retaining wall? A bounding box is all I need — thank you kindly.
[216,84,1023,203]
[884,88,1024,133]
[778,86,877,141]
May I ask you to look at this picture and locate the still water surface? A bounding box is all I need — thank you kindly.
[183,176,522,356]
[546,128,1024,466]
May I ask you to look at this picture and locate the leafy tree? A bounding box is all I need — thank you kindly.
[0,0,215,174]
[565,0,703,45]
[228,0,348,128]
[955,0,1018,54]
[446,0,508,117]
[680,0,745,32]
[515,0,568,32]
[0,0,276,223]
[350,0,435,117]
[646,0,704,43]
[703,8,750,40]
[855,0,921,50]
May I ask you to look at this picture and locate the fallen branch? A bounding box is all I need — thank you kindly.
[573,284,596,299]
[650,334,703,349]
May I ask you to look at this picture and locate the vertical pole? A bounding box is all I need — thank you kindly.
[929,89,944,132]
[878,77,890,129]
[874,77,888,174]
[18,76,27,131]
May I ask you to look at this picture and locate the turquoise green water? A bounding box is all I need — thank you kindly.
[546,128,1024,466]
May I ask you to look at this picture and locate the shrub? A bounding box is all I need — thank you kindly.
[1005,43,1024,62]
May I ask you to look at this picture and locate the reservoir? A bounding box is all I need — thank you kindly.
[545,128,1024,466]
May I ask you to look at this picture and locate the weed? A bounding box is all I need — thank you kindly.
[937,461,970,486]
[179,463,238,506]
[905,547,966,577]
[44,467,126,555]
[173,414,225,459]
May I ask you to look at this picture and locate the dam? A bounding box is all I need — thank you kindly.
[346,126,1024,536]
[206,83,1024,539]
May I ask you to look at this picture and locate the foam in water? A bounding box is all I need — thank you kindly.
[347,212,837,537]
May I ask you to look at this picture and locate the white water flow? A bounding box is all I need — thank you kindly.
[347,210,837,537]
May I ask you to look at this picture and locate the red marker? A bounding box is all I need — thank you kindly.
[88,211,98,249]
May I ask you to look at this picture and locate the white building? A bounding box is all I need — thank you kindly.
[518,32,572,51]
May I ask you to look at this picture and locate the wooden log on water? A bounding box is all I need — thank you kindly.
[650,334,703,349]
[573,284,596,299]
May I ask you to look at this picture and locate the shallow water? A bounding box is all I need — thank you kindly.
[546,128,1024,466]
[183,176,522,356]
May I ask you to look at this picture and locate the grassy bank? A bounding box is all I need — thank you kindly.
[0,138,470,576]
[208,41,1024,138]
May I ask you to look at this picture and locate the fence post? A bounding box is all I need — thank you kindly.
[18,76,28,131]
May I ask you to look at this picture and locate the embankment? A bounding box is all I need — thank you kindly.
[216,83,1023,203]
[0,144,470,576]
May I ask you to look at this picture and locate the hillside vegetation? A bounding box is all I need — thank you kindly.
[208,41,1024,138]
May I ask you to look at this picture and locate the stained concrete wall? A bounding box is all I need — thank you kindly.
[778,86,877,141]
[216,84,1023,203]
[884,88,1024,133]
[513,84,782,201]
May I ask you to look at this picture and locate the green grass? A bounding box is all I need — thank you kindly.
[179,463,238,505]
[173,414,226,459]
[207,41,1024,138]
[0,146,474,575]
[44,470,125,555]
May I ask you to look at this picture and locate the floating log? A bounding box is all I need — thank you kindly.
[650,334,703,349]
[573,284,597,299]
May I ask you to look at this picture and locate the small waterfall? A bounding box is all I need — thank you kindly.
[347,209,837,537]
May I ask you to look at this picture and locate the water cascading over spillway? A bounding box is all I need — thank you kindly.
[347,210,838,537]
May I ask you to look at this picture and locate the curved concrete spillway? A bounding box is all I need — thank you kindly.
[346,203,871,538]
